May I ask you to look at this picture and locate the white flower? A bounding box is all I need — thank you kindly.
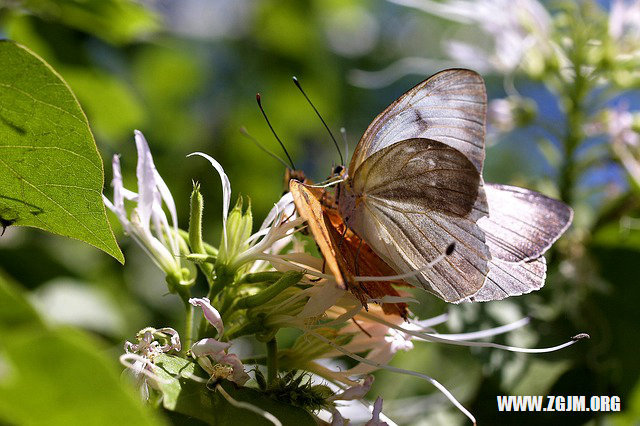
[610,0,640,44]
[121,327,181,400]
[605,106,640,185]
[189,297,250,385]
[390,0,553,74]
[104,131,185,282]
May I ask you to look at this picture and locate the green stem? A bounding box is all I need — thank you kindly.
[184,301,194,353]
[266,338,278,385]
[558,10,589,206]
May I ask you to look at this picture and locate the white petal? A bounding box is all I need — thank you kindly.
[157,327,182,352]
[260,192,294,231]
[134,130,157,231]
[191,338,231,357]
[153,169,180,255]
[331,375,374,401]
[187,152,231,250]
[189,297,224,336]
[112,154,125,212]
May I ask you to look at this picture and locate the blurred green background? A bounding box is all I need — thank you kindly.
[1,0,639,424]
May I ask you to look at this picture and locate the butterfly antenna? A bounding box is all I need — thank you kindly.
[239,127,291,170]
[292,76,344,165]
[256,93,296,170]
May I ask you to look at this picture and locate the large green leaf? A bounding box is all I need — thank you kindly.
[0,41,123,263]
[154,354,317,425]
[0,272,164,425]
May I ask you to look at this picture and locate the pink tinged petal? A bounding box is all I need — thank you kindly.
[365,397,389,426]
[134,130,157,231]
[331,375,374,401]
[191,338,231,357]
[157,327,182,352]
[216,353,250,385]
[189,297,224,336]
[331,408,345,426]
[187,152,231,250]
[343,344,395,376]
[124,340,137,353]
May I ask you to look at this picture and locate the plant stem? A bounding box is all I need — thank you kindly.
[184,301,194,352]
[559,9,589,206]
[266,338,278,385]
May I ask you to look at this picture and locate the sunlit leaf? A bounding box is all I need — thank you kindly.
[0,41,123,263]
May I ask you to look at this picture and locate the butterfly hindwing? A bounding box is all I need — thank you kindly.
[479,183,573,263]
[467,256,547,302]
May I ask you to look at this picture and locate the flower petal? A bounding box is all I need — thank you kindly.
[187,152,231,250]
[365,397,389,426]
[189,297,224,336]
[157,327,182,352]
[330,375,374,401]
[134,130,157,231]
[191,338,232,357]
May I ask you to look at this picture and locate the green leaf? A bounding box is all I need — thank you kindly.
[154,354,317,426]
[0,41,124,263]
[0,273,165,426]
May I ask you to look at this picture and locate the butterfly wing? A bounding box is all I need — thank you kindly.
[349,69,487,174]
[469,257,547,302]
[340,138,491,303]
[479,183,573,262]
[465,183,572,301]
[290,180,346,288]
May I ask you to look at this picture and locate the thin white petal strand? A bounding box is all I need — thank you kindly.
[188,152,232,250]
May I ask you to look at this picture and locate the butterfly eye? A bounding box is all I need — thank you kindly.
[333,165,344,175]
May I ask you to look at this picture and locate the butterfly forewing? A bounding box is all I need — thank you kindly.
[290,180,346,288]
[349,69,487,175]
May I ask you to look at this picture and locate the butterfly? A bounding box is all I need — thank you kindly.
[309,68,573,303]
